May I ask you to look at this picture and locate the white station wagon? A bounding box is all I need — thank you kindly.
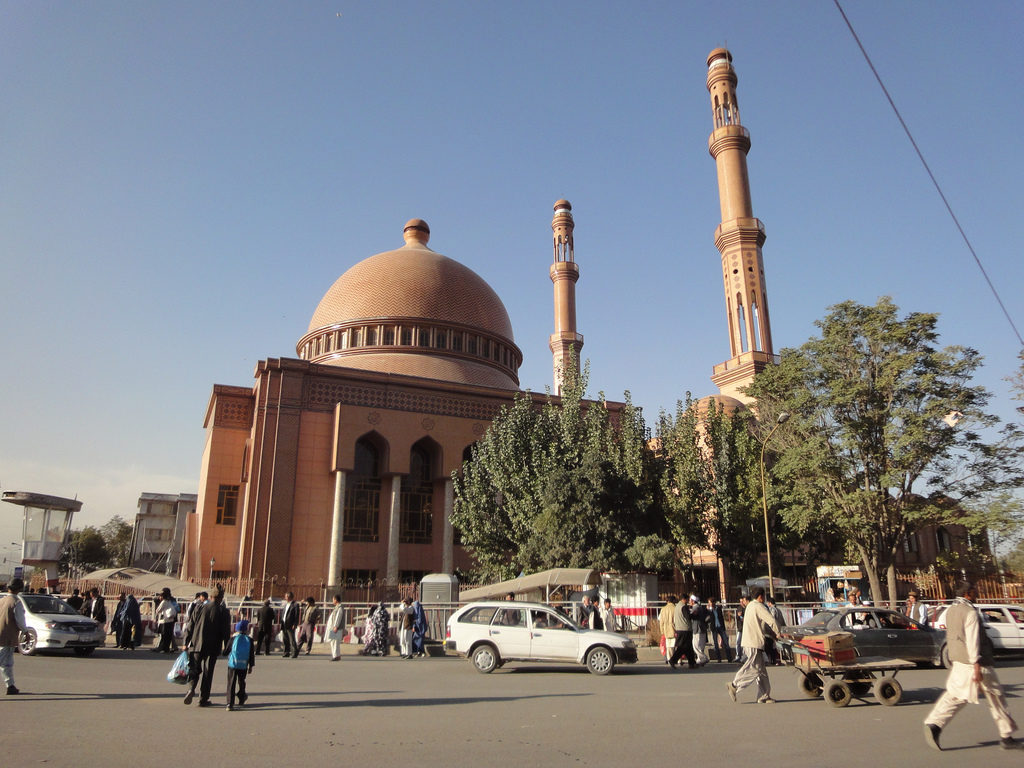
[445,600,637,675]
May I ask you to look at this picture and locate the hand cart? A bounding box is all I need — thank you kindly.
[779,637,915,707]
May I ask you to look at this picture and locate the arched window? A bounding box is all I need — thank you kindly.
[344,439,382,542]
[936,527,952,553]
[400,443,433,544]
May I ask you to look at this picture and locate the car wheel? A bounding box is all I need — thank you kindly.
[939,644,950,669]
[873,676,902,706]
[825,680,852,708]
[73,647,95,657]
[585,646,615,676]
[471,644,499,674]
[797,672,823,698]
[18,629,38,656]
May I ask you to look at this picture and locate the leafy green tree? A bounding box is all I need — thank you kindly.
[746,297,1024,606]
[451,360,666,582]
[60,527,109,575]
[101,516,134,567]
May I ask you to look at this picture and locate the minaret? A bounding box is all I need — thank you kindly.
[549,199,583,395]
[706,48,776,403]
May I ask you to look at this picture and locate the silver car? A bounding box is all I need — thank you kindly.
[18,593,105,656]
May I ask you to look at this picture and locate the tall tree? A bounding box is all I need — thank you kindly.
[60,526,109,575]
[101,516,133,567]
[451,361,665,582]
[746,297,1024,605]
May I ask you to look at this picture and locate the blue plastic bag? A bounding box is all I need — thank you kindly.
[168,650,190,685]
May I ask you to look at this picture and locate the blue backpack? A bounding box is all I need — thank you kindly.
[228,634,252,670]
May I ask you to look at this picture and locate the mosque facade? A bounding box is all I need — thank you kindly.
[181,48,774,593]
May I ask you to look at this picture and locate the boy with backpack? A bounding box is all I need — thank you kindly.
[226,620,255,711]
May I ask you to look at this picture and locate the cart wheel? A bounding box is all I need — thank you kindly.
[873,677,902,706]
[825,680,853,708]
[798,672,823,698]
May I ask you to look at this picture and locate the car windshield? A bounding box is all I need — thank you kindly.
[22,594,80,616]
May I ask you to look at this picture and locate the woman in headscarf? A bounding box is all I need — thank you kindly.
[363,601,389,656]
[411,600,428,658]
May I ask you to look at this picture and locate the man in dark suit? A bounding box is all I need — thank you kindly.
[255,598,276,655]
[280,592,299,658]
[183,585,231,707]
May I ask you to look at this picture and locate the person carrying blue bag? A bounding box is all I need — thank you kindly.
[226,620,255,711]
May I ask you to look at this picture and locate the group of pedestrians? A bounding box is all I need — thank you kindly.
[659,594,734,669]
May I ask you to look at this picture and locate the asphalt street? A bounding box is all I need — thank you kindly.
[5,643,1024,767]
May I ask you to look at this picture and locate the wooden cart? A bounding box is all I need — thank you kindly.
[779,638,916,707]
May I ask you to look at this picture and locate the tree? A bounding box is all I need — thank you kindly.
[60,527,109,575]
[658,396,763,581]
[745,297,1024,606]
[101,516,133,567]
[451,360,666,582]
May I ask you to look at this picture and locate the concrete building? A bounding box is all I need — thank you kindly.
[130,492,196,574]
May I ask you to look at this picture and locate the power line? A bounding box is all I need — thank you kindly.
[833,0,1024,348]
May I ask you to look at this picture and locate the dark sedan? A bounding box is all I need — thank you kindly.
[784,607,948,668]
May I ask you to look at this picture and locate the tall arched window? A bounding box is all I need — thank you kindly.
[935,527,952,553]
[344,439,382,542]
[400,443,433,544]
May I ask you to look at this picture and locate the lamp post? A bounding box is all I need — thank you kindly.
[760,411,790,598]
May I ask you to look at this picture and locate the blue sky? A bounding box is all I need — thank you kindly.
[2,1,1022,548]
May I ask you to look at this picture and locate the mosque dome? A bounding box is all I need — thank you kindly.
[298,220,521,390]
[693,394,748,418]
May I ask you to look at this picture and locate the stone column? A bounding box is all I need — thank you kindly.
[442,479,454,574]
[327,470,346,589]
[386,474,402,584]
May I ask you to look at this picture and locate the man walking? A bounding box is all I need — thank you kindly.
[184,585,232,707]
[726,587,780,704]
[689,595,710,666]
[924,581,1022,751]
[255,598,276,655]
[667,594,696,670]
[0,578,27,695]
[707,598,733,663]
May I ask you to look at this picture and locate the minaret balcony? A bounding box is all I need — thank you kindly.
[708,125,750,156]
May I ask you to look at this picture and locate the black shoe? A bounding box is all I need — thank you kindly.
[197,699,211,707]
[292,653,299,658]
[924,723,942,751]
[1001,737,1024,750]
[238,694,247,706]
[183,690,194,705]
[6,686,19,695]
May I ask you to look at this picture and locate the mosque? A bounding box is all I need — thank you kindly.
[180,49,775,592]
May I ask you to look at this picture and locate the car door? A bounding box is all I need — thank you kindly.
[489,607,531,659]
[980,607,1016,651]
[1006,608,1024,650]
[875,610,934,662]
[838,610,884,658]
[529,608,580,661]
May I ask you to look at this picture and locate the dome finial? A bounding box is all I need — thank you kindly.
[403,218,430,246]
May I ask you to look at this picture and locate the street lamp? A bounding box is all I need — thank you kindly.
[760,411,790,599]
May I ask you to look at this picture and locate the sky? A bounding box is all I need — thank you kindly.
[2,1,1023,551]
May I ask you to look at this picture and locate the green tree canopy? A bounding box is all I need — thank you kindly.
[60,526,109,575]
[745,297,1024,605]
[451,361,666,582]
[101,516,133,567]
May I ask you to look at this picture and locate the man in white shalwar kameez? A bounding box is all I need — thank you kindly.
[924,581,1022,751]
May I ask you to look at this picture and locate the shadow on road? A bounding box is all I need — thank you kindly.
[238,692,590,711]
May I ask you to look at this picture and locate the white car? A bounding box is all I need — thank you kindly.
[445,601,637,675]
[930,603,1024,652]
[18,593,106,656]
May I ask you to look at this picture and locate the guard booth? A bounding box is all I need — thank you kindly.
[2,491,82,589]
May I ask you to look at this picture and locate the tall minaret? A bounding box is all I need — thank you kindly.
[549,199,583,395]
[706,48,776,403]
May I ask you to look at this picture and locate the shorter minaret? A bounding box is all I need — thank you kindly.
[549,200,583,395]
[706,48,776,403]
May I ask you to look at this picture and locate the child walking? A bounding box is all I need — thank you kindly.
[226,620,255,711]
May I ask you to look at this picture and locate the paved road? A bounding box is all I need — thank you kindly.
[5,644,1024,767]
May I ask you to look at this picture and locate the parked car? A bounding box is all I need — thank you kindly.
[445,601,637,675]
[18,593,106,656]
[784,606,947,667]
[930,603,1024,652]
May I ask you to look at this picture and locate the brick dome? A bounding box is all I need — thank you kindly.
[298,220,521,389]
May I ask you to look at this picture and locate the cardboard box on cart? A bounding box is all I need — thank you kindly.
[787,631,857,667]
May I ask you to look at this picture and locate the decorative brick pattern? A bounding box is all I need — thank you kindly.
[304,378,505,421]
[215,398,254,429]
